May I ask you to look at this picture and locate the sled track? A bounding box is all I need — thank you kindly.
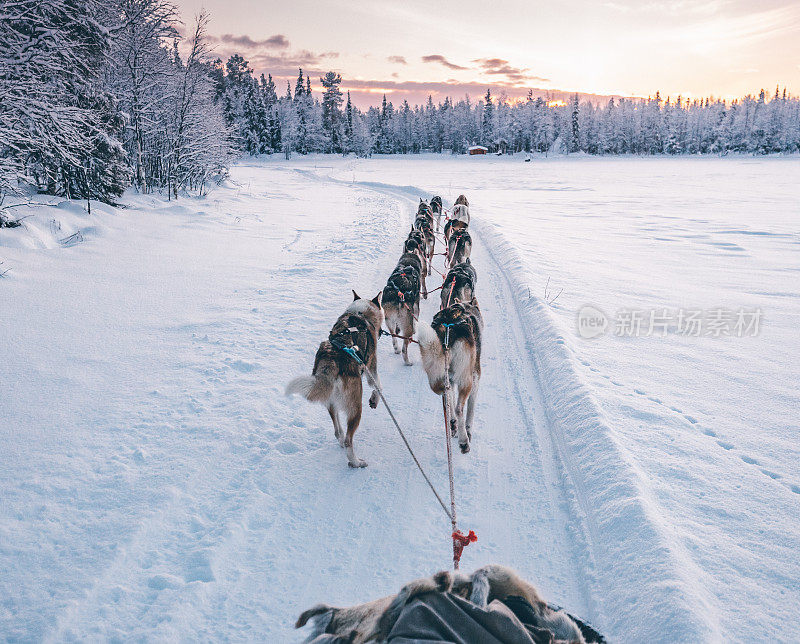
[336,174,722,642]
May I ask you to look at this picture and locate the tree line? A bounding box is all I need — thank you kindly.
[225,64,800,158]
[2,1,798,207]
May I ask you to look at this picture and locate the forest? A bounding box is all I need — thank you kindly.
[2,0,798,207]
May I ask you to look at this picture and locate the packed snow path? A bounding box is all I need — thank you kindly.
[2,159,795,642]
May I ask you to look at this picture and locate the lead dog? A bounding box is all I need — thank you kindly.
[418,298,483,453]
[295,564,585,643]
[441,258,477,310]
[286,291,384,468]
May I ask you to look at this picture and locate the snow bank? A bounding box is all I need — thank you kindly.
[473,218,721,641]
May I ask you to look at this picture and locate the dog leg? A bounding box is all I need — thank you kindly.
[392,324,400,354]
[345,409,366,468]
[401,316,413,366]
[365,355,381,409]
[456,383,472,453]
[465,376,479,443]
[447,383,458,438]
[328,404,345,448]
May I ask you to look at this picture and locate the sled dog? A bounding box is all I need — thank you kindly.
[286,291,384,468]
[382,259,421,365]
[447,229,472,267]
[454,193,469,208]
[412,213,435,275]
[443,205,469,243]
[295,564,585,643]
[417,298,483,453]
[430,195,443,231]
[450,203,470,225]
[441,259,477,310]
[403,231,428,298]
[417,198,434,224]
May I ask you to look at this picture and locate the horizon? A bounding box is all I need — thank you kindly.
[174,0,800,109]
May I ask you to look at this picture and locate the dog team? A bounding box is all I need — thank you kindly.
[286,194,483,467]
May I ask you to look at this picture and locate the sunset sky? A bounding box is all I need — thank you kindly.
[175,0,800,107]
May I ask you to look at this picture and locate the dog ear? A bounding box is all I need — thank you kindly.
[372,291,383,307]
[352,290,360,301]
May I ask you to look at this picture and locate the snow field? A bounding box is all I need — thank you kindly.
[2,156,798,643]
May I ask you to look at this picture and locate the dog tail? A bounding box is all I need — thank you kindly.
[417,323,446,391]
[295,603,334,629]
[285,372,333,403]
[375,571,452,640]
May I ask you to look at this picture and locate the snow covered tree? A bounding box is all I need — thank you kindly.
[165,12,234,197]
[320,72,344,153]
[0,0,124,200]
[482,89,495,149]
[570,94,580,153]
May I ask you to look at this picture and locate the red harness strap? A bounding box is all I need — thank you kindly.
[452,530,477,567]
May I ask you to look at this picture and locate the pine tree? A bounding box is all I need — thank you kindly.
[320,72,344,153]
[570,94,580,152]
[482,89,495,149]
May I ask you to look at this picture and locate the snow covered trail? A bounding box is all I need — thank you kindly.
[0,160,747,642]
[0,165,595,641]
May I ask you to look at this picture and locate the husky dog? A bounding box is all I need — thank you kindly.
[450,203,470,225]
[403,231,428,298]
[418,298,483,453]
[443,205,469,243]
[454,193,469,207]
[441,259,477,310]
[447,229,472,267]
[430,195,443,231]
[417,198,434,222]
[412,214,435,275]
[295,565,585,644]
[382,261,420,365]
[286,291,384,468]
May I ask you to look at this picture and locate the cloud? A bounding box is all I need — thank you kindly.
[473,58,549,84]
[244,50,340,77]
[337,78,624,109]
[387,55,408,64]
[421,54,468,70]
[217,33,291,49]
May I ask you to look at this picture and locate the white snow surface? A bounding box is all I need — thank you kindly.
[1,155,798,642]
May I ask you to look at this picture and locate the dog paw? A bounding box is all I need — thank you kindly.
[459,442,470,454]
[403,358,413,366]
[348,458,368,468]
[394,347,401,354]
[450,419,457,437]
[369,393,379,409]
